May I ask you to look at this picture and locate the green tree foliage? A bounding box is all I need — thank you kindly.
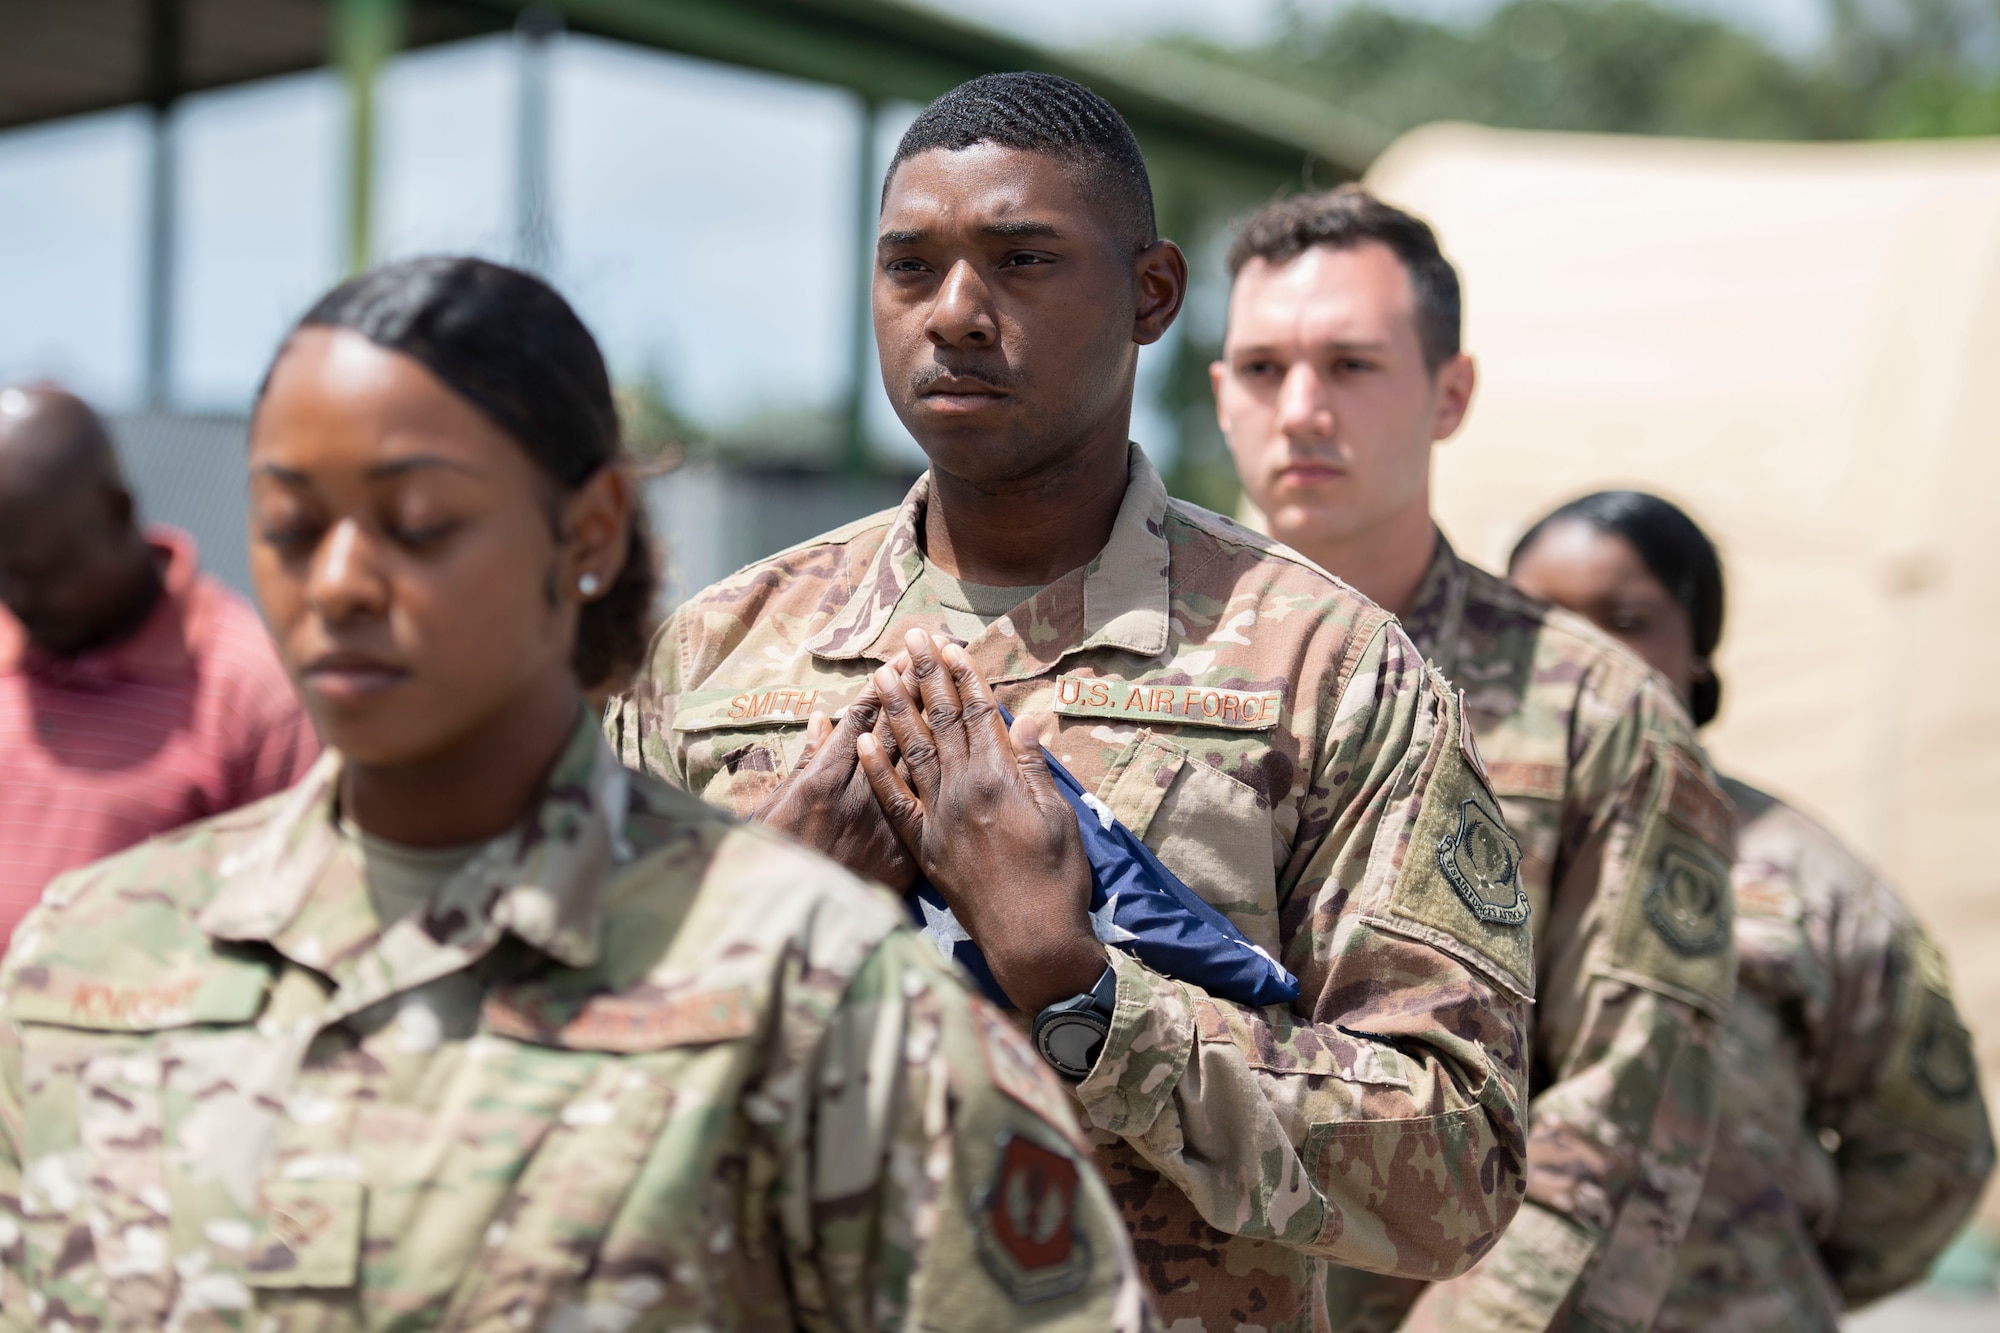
[1172,0,2000,142]
[1147,0,2000,513]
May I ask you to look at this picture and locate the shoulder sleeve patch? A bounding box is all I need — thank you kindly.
[1875,936,1989,1146]
[972,1131,1092,1304]
[1602,749,1736,1017]
[1387,678,1536,1000]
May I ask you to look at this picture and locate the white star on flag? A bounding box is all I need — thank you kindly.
[919,897,971,962]
[1090,894,1139,945]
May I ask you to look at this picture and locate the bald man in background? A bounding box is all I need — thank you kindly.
[0,384,317,945]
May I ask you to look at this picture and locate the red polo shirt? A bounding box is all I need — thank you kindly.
[0,528,318,945]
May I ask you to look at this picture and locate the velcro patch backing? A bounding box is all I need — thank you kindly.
[1602,749,1735,1018]
[1877,936,1988,1146]
[1386,680,1536,1000]
[1050,674,1281,731]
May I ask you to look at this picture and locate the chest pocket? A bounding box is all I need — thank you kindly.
[670,688,821,816]
[11,967,273,1331]
[445,980,783,1329]
[1088,728,1284,959]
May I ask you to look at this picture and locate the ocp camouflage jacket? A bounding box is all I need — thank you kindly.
[0,714,1152,1331]
[1652,778,1994,1332]
[611,449,1536,1333]
[1326,536,1737,1333]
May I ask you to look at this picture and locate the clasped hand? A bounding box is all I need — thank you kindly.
[753,629,1102,1013]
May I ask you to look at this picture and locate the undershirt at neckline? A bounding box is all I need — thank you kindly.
[337,816,492,928]
[917,560,1047,645]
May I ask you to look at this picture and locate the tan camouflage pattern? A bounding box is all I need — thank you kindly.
[0,711,1154,1330]
[1321,535,1737,1333]
[1650,778,1995,1332]
[611,448,1534,1332]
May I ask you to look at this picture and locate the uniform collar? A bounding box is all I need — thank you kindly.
[1401,528,1470,678]
[0,526,207,685]
[197,710,631,980]
[802,444,1173,681]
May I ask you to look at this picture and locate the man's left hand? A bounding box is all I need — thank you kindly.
[856,629,1105,1013]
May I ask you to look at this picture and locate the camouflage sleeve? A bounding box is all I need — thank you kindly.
[1073,623,1533,1278]
[1406,680,1733,1333]
[790,931,1153,1331]
[1815,890,1994,1306]
[0,1015,26,1330]
[606,605,690,787]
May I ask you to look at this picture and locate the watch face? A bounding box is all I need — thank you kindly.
[1038,1013,1108,1079]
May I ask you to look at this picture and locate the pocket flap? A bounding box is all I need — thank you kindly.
[1193,997,1408,1085]
[482,983,761,1053]
[8,957,271,1031]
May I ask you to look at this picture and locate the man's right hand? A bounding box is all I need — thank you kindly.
[751,667,918,891]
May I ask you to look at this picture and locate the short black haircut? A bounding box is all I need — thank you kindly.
[1229,185,1462,373]
[1510,490,1727,726]
[268,257,658,693]
[885,72,1157,251]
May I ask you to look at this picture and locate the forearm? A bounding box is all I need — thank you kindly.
[1821,932,1996,1305]
[1076,941,1528,1277]
[1071,630,1537,1274]
[1401,982,1720,1332]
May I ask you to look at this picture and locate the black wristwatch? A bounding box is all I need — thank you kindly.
[1032,965,1118,1080]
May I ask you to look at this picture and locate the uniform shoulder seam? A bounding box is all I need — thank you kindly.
[1461,562,1656,702]
[712,504,900,588]
[1162,497,1373,598]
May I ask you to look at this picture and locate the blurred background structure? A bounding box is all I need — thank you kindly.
[4,4,2000,1319]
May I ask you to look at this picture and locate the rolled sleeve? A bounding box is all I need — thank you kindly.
[1075,625,1533,1277]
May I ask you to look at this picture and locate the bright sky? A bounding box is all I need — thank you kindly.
[0,0,1829,459]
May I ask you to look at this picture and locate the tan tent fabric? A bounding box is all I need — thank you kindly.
[1362,123,2000,1229]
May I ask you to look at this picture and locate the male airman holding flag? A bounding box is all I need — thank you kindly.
[613,73,1534,1330]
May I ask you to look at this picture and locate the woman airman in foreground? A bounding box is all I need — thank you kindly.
[0,257,1149,1332]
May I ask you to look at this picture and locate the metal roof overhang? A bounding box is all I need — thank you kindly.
[0,0,1382,187]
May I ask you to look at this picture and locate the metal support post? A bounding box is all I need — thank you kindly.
[332,0,405,276]
[514,6,562,276]
[142,0,183,410]
[842,96,882,477]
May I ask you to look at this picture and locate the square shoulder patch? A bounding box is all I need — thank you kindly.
[1386,684,1535,1000]
[1877,937,1989,1147]
[1602,750,1735,1018]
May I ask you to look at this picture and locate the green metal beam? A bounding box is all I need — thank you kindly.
[333,0,410,275]
[452,0,1383,187]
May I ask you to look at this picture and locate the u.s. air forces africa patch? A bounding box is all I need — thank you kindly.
[1643,845,1731,958]
[1438,800,1529,927]
[974,1132,1091,1304]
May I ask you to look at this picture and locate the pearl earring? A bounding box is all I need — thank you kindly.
[578,572,602,597]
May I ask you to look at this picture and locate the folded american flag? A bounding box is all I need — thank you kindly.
[905,708,1300,1011]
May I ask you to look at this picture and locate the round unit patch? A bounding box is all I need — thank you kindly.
[1437,800,1529,927]
[974,1132,1092,1304]
[1643,846,1731,957]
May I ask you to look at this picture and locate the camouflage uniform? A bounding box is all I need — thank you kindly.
[1321,535,1737,1333]
[1651,778,1994,1331]
[0,712,1154,1331]
[611,448,1535,1332]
